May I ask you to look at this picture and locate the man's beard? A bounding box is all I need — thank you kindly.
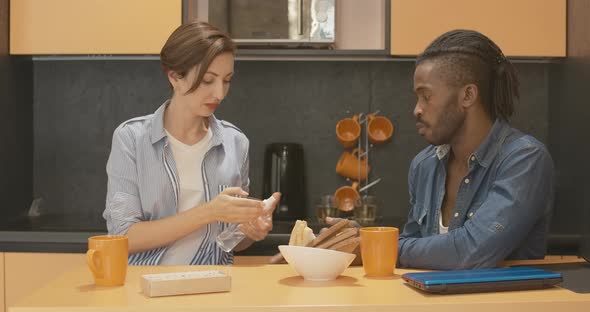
[424,95,465,146]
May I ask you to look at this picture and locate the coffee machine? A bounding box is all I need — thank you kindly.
[262,143,306,221]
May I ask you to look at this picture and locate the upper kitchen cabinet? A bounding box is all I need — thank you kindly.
[187,0,387,55]
[390,0,566,57]
[336,0,385,50]
[10,0,182,55]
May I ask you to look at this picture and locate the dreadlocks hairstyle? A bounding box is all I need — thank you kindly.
[416,29,519,121]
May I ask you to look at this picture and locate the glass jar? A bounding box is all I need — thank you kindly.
[354,195,378,225]
[315,195,340,223]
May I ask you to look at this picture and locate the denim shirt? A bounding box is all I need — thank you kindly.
[398,120,554,270]
[103,101,250,265]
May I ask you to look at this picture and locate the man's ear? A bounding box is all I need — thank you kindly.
[461,83,479,109]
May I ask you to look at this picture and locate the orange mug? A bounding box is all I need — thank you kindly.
[336,148,370,181]
[334,181,360,212]
[360,227,398,277]
[367,114,394,145]
[87,235,128,286]
[336,115,360,148]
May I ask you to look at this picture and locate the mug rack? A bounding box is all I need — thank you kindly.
[354,111,381,194]
[334,110,393,211]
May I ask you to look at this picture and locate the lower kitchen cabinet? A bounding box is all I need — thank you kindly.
[1,252,5,312]
[4,253,85,310]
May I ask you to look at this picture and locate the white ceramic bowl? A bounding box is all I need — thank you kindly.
[278,245,356,281]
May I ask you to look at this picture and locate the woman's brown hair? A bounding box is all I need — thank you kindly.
[160,21,235,94]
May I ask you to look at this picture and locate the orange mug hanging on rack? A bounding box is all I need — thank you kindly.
[367,114,394,145]
[336,148,370,181]
[334,181,360,212]
[336,115,361,148]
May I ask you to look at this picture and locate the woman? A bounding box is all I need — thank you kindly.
[103,21,280,265]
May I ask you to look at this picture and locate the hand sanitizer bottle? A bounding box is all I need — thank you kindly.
[216,196,276,252]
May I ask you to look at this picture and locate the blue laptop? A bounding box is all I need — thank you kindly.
[402,267,563,294]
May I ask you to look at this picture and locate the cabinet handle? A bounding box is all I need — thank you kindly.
[298,0,303,35]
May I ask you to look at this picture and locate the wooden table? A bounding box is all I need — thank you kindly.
[9,257,590,312]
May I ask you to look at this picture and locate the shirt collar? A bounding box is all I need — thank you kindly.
[473,119,511,167]
[150,100,224,147]
[434,119,511,167]
[435,144,450,160]
[150,101,168,144]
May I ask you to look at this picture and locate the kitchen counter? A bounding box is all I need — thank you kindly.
[0,230,289,255]
[0,214,302,254]
[0,215,578,255]
[0,217,372,255]
[8,258,590,312]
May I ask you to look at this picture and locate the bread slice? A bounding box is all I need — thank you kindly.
[269,219,358,265]
[315,227,358,249]
[328,236,361,254]
[307,219,350,247]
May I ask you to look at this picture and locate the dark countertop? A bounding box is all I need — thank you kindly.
[0,215,401,255]
[0,215,580,255]
[0,231,105,253]
[0,230,290,255]
[0,214,290,254]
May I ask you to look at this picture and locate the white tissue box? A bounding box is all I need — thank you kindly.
[141,270,231,297]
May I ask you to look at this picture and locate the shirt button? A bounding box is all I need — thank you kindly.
[470,156,475,161]
[454,212,459,218]
[464,178,470,184]
[468,212,474,217]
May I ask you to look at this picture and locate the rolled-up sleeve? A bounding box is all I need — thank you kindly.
[104,125,144,235]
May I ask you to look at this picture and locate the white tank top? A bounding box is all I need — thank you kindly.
[439,212,449,234]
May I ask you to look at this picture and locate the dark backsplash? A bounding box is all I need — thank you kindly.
[30,60,551,230]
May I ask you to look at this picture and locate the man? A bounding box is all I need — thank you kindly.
[398,29,553,269]
[309,29,552,270]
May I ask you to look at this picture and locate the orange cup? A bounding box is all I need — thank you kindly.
[334,181,360,212]
[87,235,128,286]
[367,114,394,144]
[359,227,398,277]
[336,148,370,181]
[336,115,360,148]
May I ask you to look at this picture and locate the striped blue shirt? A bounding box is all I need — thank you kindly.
[103,100,250,265]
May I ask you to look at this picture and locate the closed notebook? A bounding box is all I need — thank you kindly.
[402,267,562,294]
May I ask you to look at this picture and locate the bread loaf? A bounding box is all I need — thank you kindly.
[288,220,316,246]
[269,219,360,265]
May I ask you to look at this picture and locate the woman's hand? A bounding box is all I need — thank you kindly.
[239,192,281,241]
[208,187,263,223]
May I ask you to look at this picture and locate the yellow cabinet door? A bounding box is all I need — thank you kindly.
[10,0,181,54]
[390,0,566,57]
[4,253,85,310]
